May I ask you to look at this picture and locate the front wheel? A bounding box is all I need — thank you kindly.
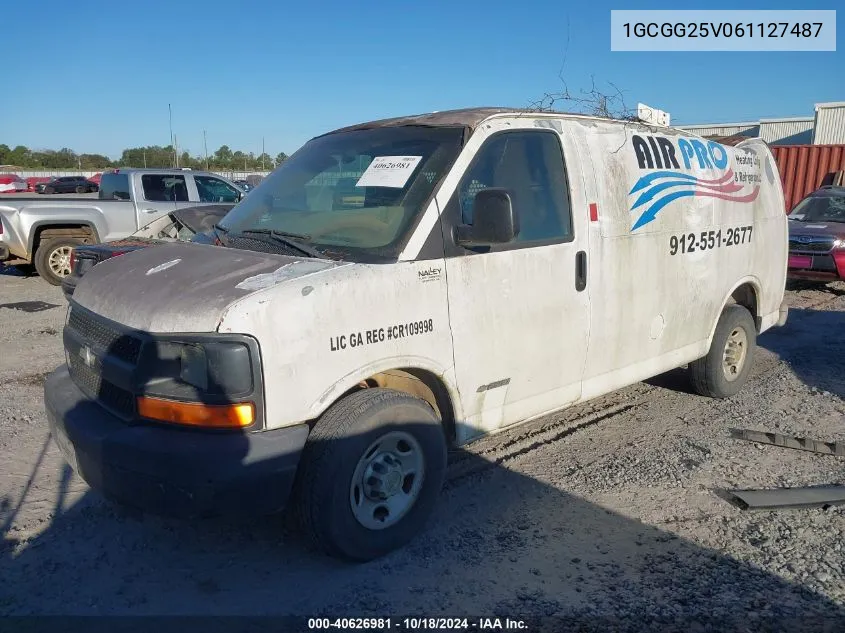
[34,238,82,285]
[293,388,447,561]
[688,304,756,398]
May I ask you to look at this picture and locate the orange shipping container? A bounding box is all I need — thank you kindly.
[771,144,845,211]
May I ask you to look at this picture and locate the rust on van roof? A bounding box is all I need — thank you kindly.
[322,108,514,136]
[317,106,689,140]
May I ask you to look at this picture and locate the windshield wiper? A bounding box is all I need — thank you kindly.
[236,228,328,259]
[213,223,230,233]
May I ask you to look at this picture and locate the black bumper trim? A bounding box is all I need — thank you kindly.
[44,365,309,518]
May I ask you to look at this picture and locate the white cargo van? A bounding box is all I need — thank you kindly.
[44,108,789,561]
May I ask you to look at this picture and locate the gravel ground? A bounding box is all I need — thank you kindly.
[1,266,844,630]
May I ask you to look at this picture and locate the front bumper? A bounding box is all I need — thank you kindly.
[44,365,309,518]
[787,250,845,281]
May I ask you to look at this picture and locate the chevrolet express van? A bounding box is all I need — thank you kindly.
[44,108,789,561]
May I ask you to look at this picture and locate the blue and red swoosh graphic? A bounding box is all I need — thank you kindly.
[630,169,760,231]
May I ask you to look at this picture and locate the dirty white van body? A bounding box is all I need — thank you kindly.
[44,108,788,561]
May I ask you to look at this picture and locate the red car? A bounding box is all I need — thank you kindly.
[787,186,845,282]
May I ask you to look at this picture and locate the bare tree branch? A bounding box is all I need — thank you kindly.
[527,73,637,121]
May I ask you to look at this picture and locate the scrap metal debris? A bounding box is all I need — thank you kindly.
[0,301,60,313]
[729,427,845,457]
[726,428,845,510]
[729,485,845,511]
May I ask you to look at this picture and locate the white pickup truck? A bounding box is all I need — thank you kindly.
[0,168,244,284]
[45,108,789,561]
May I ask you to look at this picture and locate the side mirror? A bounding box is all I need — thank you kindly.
[455,188,519,245]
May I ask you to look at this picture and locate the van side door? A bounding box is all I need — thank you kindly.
[439,121,590,442]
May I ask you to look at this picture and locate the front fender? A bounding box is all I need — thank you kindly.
[309,355,462,422]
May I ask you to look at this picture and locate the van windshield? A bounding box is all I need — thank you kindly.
[219,125,464,260]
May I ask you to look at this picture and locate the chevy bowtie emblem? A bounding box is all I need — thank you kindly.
[79,346,96,368]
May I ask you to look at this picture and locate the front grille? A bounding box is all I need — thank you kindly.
[67,353,136,418]
[67,307,142,364]
[789,238,834,253]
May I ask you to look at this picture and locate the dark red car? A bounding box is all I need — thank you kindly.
[787,186,845,283]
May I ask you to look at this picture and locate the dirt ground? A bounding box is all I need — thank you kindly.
[1,265,844,628]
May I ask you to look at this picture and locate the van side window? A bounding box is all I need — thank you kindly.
[458,131,573,244]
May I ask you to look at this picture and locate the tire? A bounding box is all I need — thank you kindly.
[293,388,447,561]
[688,304,756,399]
[75,185,86,194]
[34,237,83,286]
[44,187,54,194]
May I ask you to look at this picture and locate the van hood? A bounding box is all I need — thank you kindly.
[70,241,350,332]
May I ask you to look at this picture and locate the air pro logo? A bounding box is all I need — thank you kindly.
[629,134,761,231]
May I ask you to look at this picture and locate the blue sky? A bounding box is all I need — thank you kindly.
[1,0,841,159]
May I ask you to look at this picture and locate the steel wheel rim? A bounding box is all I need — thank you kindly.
[722,326,748,382]
[349,430,425,530]
[48,246,73,277]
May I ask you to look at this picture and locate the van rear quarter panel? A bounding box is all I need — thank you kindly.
[569,120,786,384]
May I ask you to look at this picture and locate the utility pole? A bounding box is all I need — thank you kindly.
[174,135,179,168]
[143,150,147,168]
[168,103,175,168]
[261,137,265,171]
[203,129,209,170]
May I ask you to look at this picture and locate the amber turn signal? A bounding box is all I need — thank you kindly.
[137,396,255,428]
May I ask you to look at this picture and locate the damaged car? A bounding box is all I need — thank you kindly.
[787,186,845,284]
[61,204,232,300]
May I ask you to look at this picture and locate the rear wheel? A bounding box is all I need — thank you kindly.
[75,185,86,194]
[293,388,447,561]
[34,237,83,285]
[688,304,756,398]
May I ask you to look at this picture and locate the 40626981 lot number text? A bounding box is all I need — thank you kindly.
[669,226,753,256]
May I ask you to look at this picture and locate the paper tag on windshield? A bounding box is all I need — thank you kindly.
[355,156,423,188]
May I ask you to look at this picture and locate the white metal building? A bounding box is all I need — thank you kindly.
[812,102,845,144]
[676,121,759,139]
[679,101,844,146]
[759,117,814,145]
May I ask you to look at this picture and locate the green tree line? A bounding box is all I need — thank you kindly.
[0,144,288,171]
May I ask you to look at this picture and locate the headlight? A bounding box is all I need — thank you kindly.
[833,239,845,250]
[135,335,262,429]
